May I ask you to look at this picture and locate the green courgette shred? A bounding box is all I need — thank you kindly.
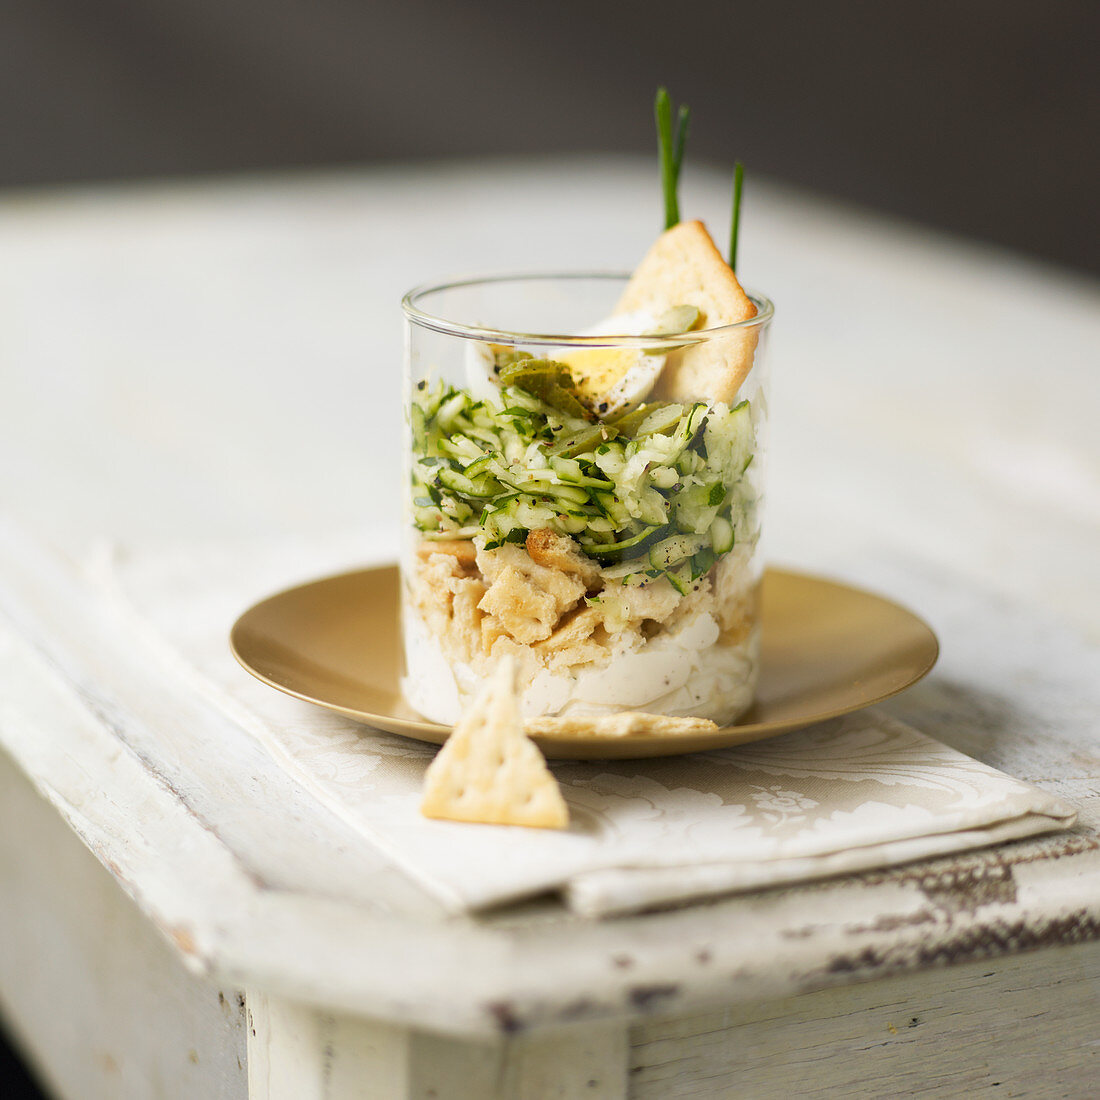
[409,374,756,589]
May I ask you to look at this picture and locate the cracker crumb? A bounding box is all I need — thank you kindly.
[525,712,720,738]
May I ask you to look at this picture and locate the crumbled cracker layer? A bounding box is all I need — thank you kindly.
[409,530,757,682]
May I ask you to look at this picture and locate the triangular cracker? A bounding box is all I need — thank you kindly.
[616,220,759,404]
[421,656,569,829]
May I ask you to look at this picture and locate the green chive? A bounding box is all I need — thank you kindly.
[672,104,691,187]
[655,88,677,230]
[655,89,692,230]
[729,160,744,270]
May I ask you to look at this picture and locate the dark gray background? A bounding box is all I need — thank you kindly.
[2,0,1098,273]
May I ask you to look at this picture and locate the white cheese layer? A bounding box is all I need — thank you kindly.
[401,601,759,729]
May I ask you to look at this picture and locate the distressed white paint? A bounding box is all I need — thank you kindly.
[0,162,1097,1095]
[629,942,1100,1097]
[0,747,248,1100]
[247,993,627,1100]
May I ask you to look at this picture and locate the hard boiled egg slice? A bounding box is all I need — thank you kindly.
[558,344,662,418]
[559,305,701,417]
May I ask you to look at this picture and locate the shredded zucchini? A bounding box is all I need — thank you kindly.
[408,378,756,582]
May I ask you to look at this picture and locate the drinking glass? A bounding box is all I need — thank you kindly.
[400,274,773,727]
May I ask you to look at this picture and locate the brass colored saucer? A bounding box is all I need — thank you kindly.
[230,565,938,760]
[232,567,937,756]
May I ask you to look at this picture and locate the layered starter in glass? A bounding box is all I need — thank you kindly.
[401,221,769,728]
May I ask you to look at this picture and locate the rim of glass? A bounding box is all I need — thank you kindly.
[401,271,774,348]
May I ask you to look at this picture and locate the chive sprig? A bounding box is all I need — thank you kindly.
[728,160,744,271]
[655,87,690,231]
[652,87,745,273]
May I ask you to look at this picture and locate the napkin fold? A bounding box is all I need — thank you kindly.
[94,536,1077,917]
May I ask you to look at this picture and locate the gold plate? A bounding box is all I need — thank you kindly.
[230,565,938,760]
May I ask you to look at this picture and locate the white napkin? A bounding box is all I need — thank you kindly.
[94,535,1077,917]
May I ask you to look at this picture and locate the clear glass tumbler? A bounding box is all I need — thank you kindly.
[400,273,773,727]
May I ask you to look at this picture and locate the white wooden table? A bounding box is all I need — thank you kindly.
[1,158,1098,1098]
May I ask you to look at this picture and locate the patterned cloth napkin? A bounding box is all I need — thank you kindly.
[95,536,1077,917]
